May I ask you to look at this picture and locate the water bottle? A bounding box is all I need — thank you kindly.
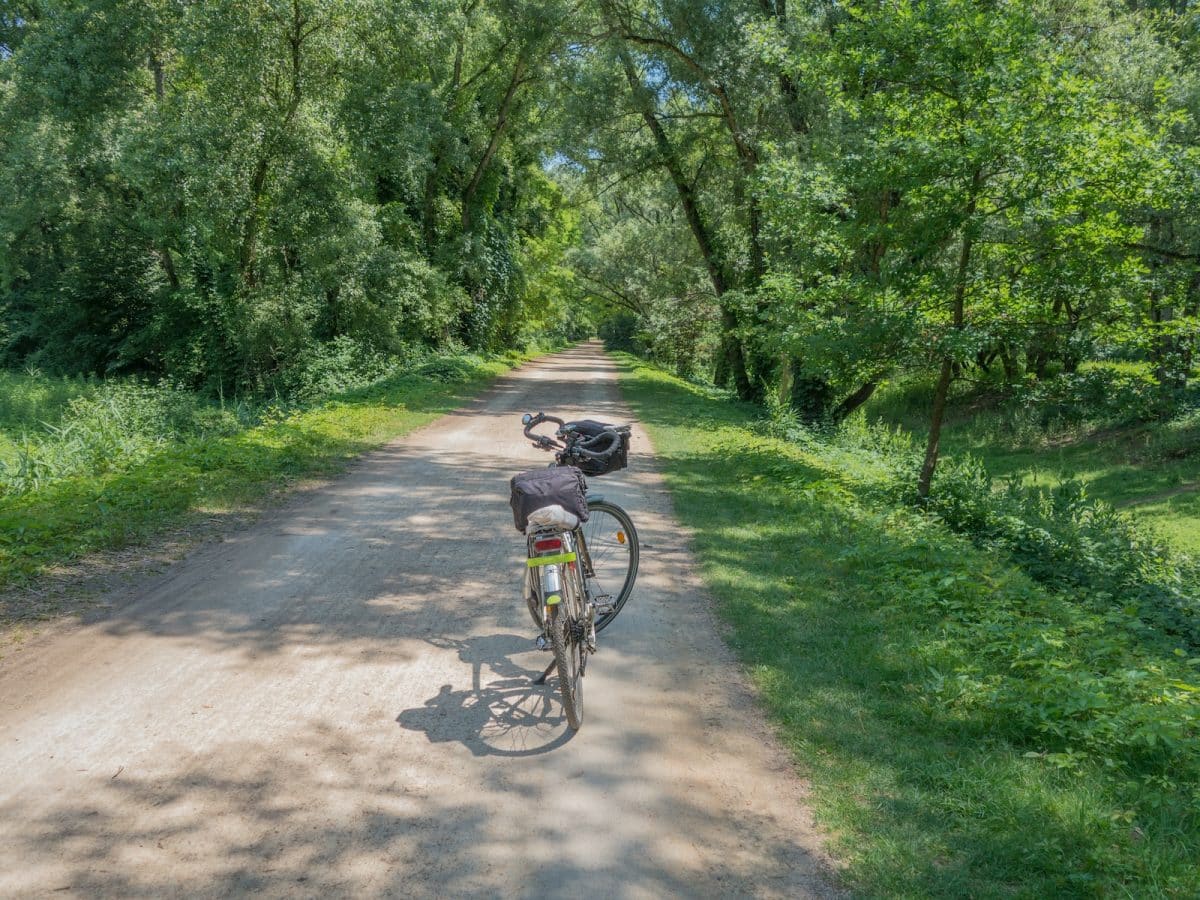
[543,564,561,603]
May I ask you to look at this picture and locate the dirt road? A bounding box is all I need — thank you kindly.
[0,344,836,898]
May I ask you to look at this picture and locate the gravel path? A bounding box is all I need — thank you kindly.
[0,343,838,898]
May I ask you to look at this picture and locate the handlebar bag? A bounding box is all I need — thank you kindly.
[510,466,590,533]
[568,420,630,477]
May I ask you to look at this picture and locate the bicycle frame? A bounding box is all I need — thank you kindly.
[526,526,593,688]
[524,522,600,623]
[527,527,581,625]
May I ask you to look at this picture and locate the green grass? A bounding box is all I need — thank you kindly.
[615,354,1200,898]
[0,369,100,431]
[0,370,101,469]
[945,427,1200,555]
[0,350,538,595]
[862,373,1200,555]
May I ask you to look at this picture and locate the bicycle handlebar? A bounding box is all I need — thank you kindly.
[521,412,623,459]
[522,411,565,451]
[567,428,620,458]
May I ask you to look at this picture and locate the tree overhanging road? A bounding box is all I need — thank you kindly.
[0,344,837,898]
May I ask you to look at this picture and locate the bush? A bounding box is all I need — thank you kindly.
[597,312,641,353]
[922,458,1200,646]
[764,403,1200,648]
[0,380,243,495]
[278,336,410,402]
[1014,365,1172,428]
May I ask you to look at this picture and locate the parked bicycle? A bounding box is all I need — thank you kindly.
[510,412,640,730]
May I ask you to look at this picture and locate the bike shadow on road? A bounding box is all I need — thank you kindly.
[396,632,576,757]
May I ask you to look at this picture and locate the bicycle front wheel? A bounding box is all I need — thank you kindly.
[579,498,639,633]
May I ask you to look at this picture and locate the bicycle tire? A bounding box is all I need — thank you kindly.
[549,575,584,731]
[580,499,639,633]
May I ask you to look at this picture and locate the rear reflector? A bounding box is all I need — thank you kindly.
[533,537,563,552]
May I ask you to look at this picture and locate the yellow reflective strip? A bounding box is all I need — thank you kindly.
[527,552,577,567]
[545,593,562,606]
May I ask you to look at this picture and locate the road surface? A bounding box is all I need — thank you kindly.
[0,343,837,898]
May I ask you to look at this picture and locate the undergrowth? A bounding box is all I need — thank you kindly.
[763,407,1200,651]
[0,345,546,594]
[615,353,1200,897]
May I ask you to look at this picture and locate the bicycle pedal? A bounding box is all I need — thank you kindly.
[534,635,550,651]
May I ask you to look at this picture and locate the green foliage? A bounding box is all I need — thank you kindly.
[923,459,1200,647]
[769,374,1200,650]
[0,349,533,592]
[863,367,1200,555]
[1013,366,1180,428]
[0,0,579,390]
[617,353,1200,897]
[0,380,245,495]
[597,312,641,354]
[0,371,100,434]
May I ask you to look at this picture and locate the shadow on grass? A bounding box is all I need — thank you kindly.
[615,357,1200,898]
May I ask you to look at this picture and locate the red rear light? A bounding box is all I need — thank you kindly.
[533,537,563,553]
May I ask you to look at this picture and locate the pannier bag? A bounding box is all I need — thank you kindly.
[510,466,590,533]
[568,420,631,477]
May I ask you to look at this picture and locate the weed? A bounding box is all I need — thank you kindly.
[0,347,553,591]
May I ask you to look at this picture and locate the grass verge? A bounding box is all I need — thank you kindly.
[0,350,537,598]
[615,354,1200,898]
[861,371,1200,555]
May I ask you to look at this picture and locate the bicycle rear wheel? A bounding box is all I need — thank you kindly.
[549,568,586,730]
[579,499,639,633]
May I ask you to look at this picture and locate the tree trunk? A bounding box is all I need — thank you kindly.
[461,55,526,233]
[422,151,440,253]
[917,357,953,499]
[832,380,878,422]
[719,308,754,402]
[918,169,981,499]
[757,0,809,135]
[239,155,271,286]
[148,50,180,291]
[614,44,755,401]
[1000,347,1019,382]
[239,0,310,287]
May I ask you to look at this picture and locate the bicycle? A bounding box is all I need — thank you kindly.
[512,412,640,730]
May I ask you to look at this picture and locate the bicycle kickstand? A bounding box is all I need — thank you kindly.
[532,659,557,685]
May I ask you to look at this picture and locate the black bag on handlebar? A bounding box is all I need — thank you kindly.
[567,420,630,477]
[510,466,589,533]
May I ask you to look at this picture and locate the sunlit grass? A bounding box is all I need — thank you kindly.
[0,370,99,434]
[0,351,539,592]
[615,354,1200,898]
[862,373,1200,554]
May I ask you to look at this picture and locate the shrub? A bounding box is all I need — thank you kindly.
[0,376,265,497]
[597,312,641,353]
[1014,365,1172,428]
[1,381,205,494]
[278,336,410,402]
[764,402,1200,648]
[916,458,1200,648]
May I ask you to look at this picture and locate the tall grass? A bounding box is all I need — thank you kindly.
[0,343,547,590]
[0,341,513,498]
